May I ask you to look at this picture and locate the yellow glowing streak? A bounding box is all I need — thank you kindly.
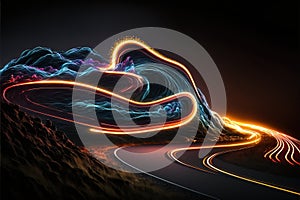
[167,150,213,173]
[264,136,279,159]
[289,141,300,165]
[205,151,300,196]
[169,130,261,158]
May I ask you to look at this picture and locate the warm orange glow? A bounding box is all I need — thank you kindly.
[228,119,300,166]
[170,118,300,196]
[3,80,197,135]
[105,38,205,102]
[3,38,299,196]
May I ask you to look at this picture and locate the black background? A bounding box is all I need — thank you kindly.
[1,1,299,138]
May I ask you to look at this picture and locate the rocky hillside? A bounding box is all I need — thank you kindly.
[1,102,193,200]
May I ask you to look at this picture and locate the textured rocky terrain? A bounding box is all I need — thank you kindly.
[1,102,195,200]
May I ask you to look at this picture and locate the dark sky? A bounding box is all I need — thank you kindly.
[1,1,299,137]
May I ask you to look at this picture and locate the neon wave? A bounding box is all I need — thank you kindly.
[2,38,299,196]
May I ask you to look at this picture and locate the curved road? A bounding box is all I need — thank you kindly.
[3,81,300,199]
[113,145,299,200]
[3,38,300,200]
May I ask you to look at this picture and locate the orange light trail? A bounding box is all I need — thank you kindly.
[204,149,300,196]
[228,118,300,166]
[3,38,300,196]
[3,80,198,135]
[106,38,206,102]
[169,118,300,195]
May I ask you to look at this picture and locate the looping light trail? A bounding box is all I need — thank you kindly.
[3,80,197,135]
[2,38,299,196]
